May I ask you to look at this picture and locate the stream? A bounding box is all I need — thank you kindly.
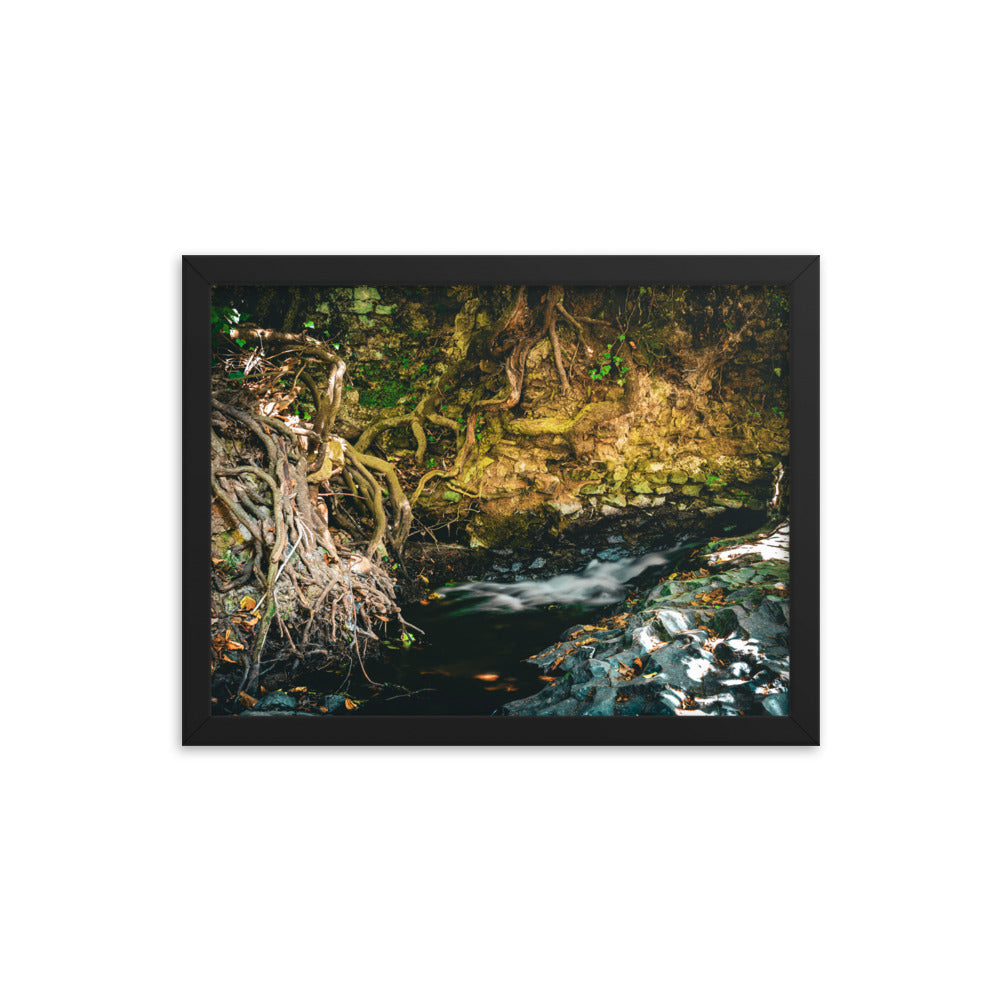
[303,524,743,715]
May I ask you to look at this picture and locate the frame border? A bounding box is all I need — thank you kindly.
[183,256,819,746]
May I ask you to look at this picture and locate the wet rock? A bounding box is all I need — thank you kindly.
[536,698,580,717]
[762,692,789,716]
[648,643,714,689]
[709,607,741,637]
[323,694,348,712]
[547,500,583,516]
[584,687,618,715]
[503,528,792,718]
[654,607,691,637]
[252,691,298,711]
[596,546,627,561]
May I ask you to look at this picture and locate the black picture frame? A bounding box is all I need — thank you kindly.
[183,255,819,746]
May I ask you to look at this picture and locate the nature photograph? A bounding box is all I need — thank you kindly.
[208,282,791,718]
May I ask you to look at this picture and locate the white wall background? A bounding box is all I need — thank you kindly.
[4,3,994,998]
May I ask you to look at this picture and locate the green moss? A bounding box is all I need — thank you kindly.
[469,508,560,549]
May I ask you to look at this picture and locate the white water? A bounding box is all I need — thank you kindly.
[442,550,678,612]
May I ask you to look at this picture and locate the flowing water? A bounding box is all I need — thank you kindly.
[302,509,767,715]
[306,547,691,715]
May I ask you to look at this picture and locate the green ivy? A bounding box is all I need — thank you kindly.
[588,336,629,386]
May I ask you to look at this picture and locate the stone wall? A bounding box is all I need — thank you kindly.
[291,284,790,548]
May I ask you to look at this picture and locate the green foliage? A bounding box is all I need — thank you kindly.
[219,548,240,572]
[210,305,242,360]
[589,337,629,386]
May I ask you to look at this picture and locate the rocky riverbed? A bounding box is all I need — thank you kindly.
[500,522,790,717]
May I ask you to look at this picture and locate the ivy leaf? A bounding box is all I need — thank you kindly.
[235,338,246,347]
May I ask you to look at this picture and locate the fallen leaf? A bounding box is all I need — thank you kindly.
[240,596,256,610]
[345,698,358,711]
[475,674,500,682]
[237,691,258,708]
[289,686,307,694]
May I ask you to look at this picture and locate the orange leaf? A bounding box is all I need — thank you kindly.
[211,557,222,565]
[289,686,307,694]
[240,596,256,610]
[237,691,258,708]
[225,640,244,650]
[475,674,500,682]
[344,698,358,711]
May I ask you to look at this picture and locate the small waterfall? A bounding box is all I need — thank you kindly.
[440,549,681,613]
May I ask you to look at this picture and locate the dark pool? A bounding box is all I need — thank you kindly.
[306,596,604,715]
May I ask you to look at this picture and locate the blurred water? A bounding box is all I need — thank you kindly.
[442,549,682,612]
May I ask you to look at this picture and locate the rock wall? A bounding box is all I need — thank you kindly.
[230,283,790,550]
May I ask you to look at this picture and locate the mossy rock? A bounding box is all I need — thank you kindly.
[467,506,560,549]
[709,607,740,636]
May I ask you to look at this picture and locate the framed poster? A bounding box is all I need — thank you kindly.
[183,256,818,745]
